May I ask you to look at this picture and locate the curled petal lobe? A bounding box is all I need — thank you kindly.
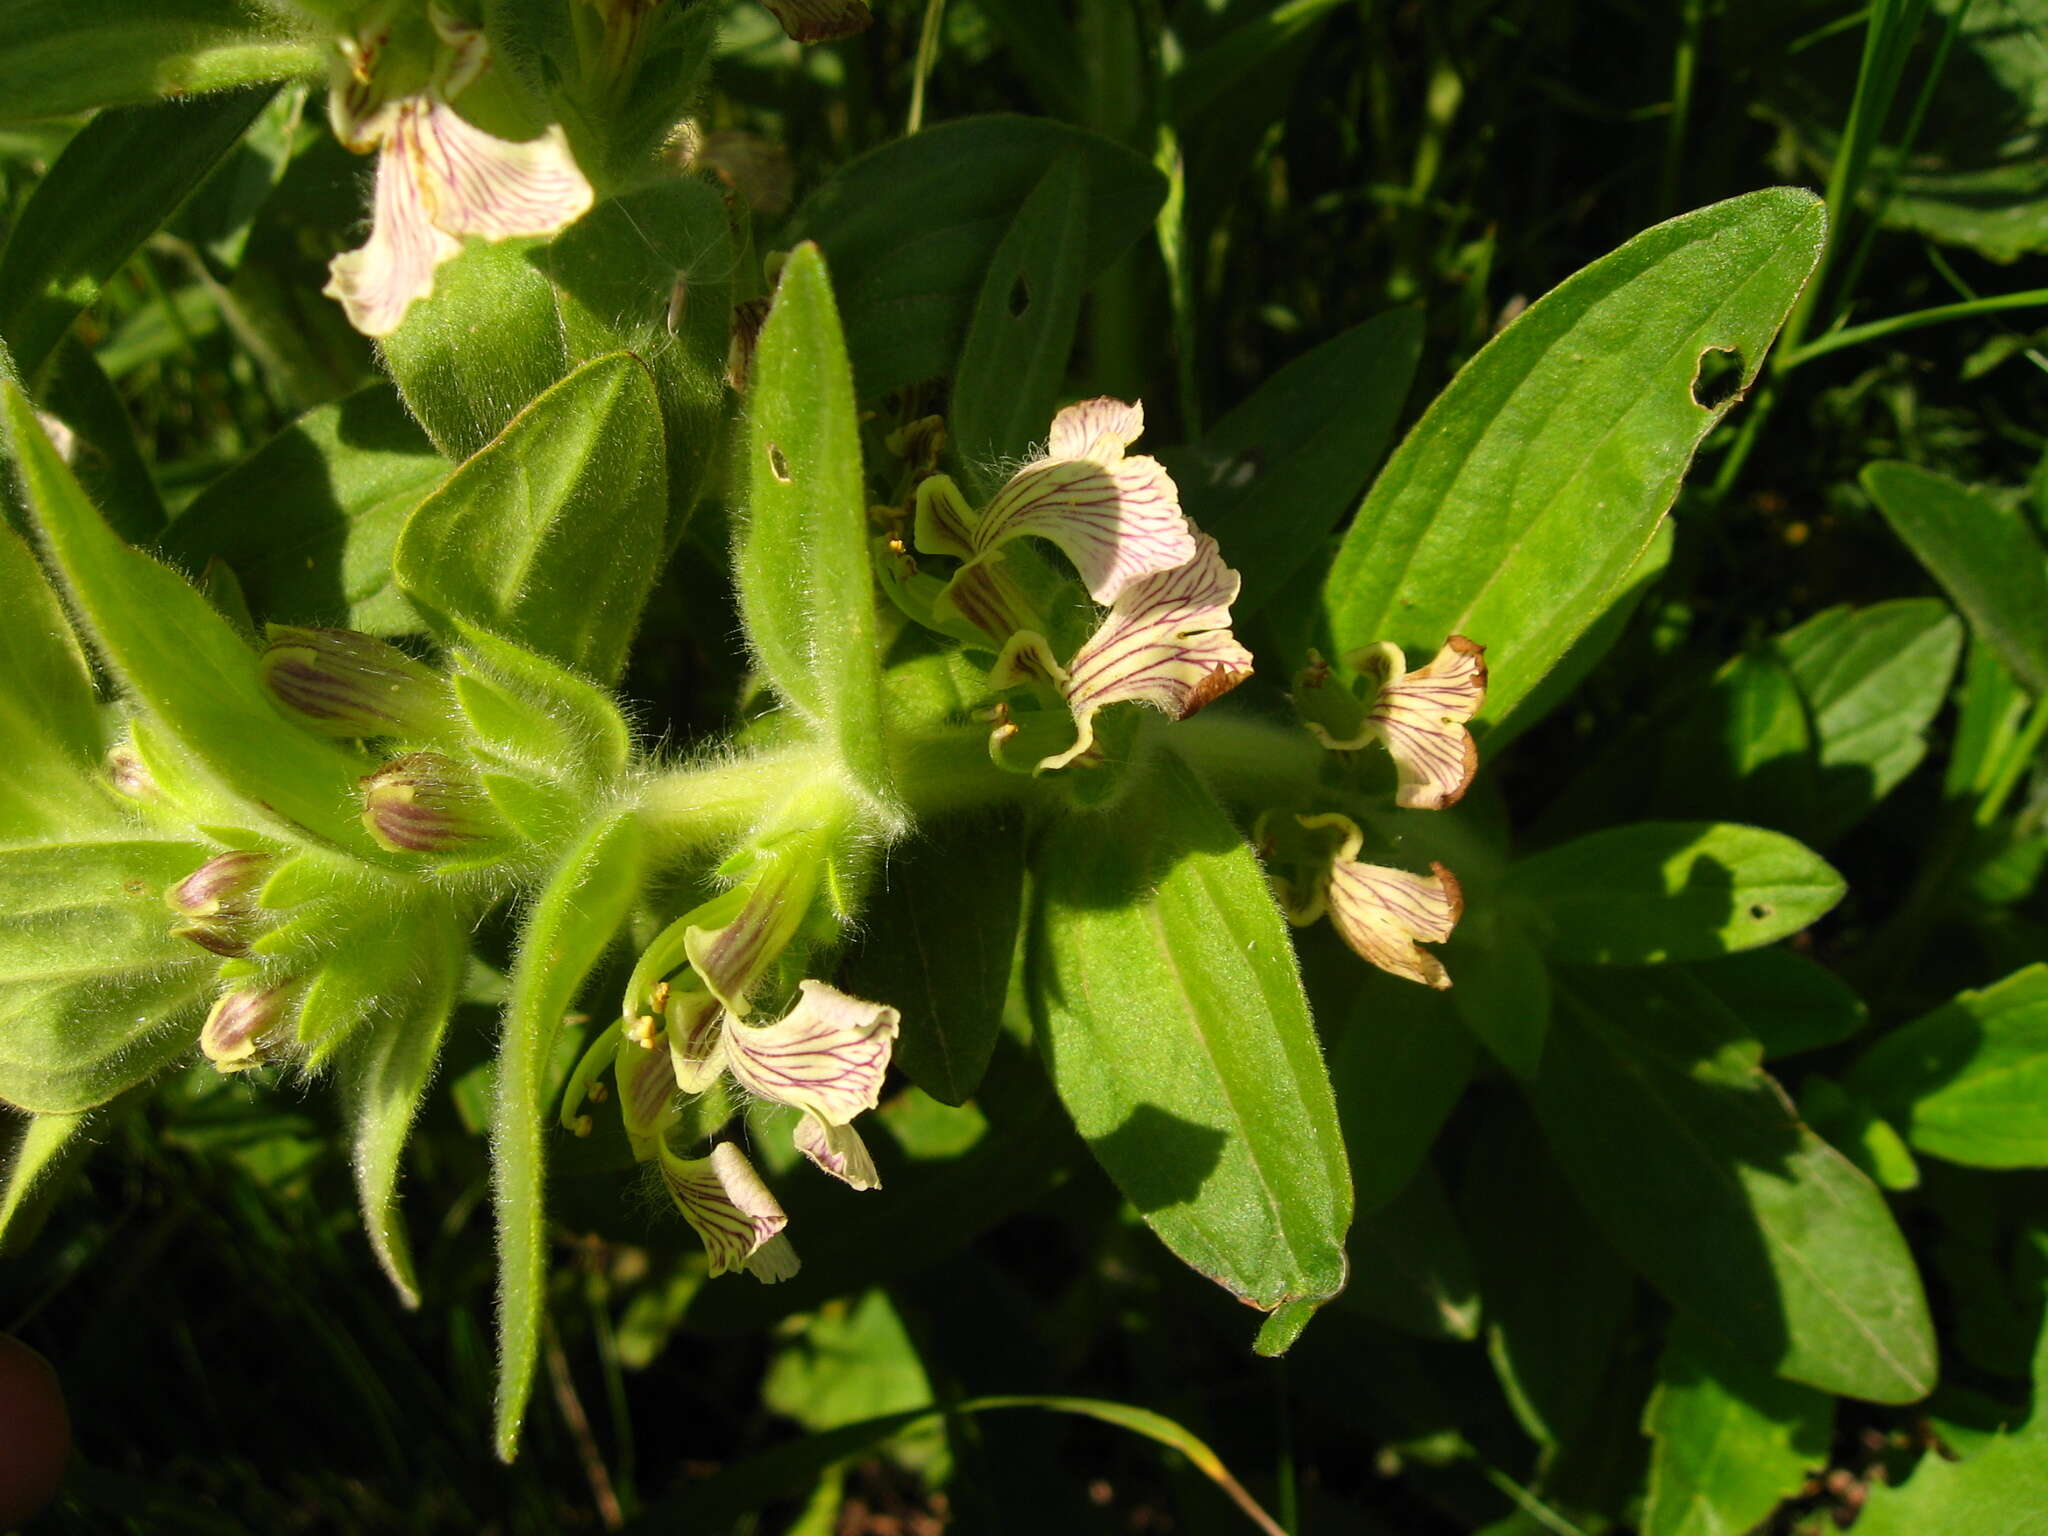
[974,453,1194,607]
[681,858,813,1016]
[410,101,593,243]
[324,103,459,338]
[615,1031,677,1155]
[913,474,978,561]
[658,1141,794,1280]
[1042,533,1252,771]
[793,1115,881,1191]
[1336,636,1487,809]
[1046,397,1146,466]
[722,980,898,1125]
[1307,813,1463,990]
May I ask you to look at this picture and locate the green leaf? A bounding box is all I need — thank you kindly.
[1446,914,1552,1078]
[950,155,1090,481]
[492,810,644,1461]
[1850,964,2048,1169]
[1652,650,1816,825]
[0,85,276,375]
[0,838,215,1113]
[735,244,895,823]
[0,520,106,841]
[379,238,570,462]
[1165,306,1423,621]
[1031,751,1351,1333]
[341,895,466,1308]
[1463,1102,1635,1449]
[1862,461,2048,696]
[0,1,317,123]
[785,115,1166,396]
[1328,969,1474,1215]
[1531,967,1937,1404]
[1770,599,1963,847]
[1506,822,1846,965]
[395,352,667,687]
[1800,1075,1921,1192]
[544,177,734,546]
[1687,948,1867,1060]
[163,384,449,635]
[0,1107,96,1251]
[4,382,381,857]
[1338,1163,1479,1342]
[1323,188,1827,726]
[1641,1318,1833,1536]
[1851,1286,2048,1536]
[1166,0,1351,121]
[845,815,1024,1107]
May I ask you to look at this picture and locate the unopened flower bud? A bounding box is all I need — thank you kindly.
[166,851,275,958]
[360,752,507,855]
[104,745,158,802]
[201,983,299,1072]
[260,625,451,740]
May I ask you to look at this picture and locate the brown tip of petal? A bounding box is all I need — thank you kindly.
[1443,633,1488,685]
[1430,861,1466,928]
[1179,660,1253,719]
[1430,732,1482,811]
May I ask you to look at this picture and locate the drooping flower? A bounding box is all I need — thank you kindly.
[323,10,594,336]
[1298,637,1487,809]
[656,1140,800,1281]
[1284,813,1463,989]
[911,399,1253,771]
[994,534,1254,771]
[759,0,875,44]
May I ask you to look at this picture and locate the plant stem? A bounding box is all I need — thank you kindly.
[1976,692,2048,829]
[906,0,948,136]
[1657,0,1705,219]
[1782,289,2048,367]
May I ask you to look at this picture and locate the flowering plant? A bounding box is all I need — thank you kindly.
[3,1,2045,1530]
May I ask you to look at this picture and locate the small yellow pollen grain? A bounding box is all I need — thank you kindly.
[650,981,671,1013]
[573,1116,594,1138]
[627,1015,659,1048]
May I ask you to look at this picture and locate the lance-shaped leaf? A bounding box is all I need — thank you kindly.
[0,839,216,1113]
[950,154,1091,481]
[1641,1318,1834,1536]
[1031,752,1351,1347]
[3,383,382,857]
[734,244,896,824]
[340,895,466,1308]
[1505,821,1844,965]
[1531,966,1937,1404]
[1861,462,2048,698]
[0,85,276,375]
[0,521,104,841]
[163,384,449,635]
[0,2,318,123]
[1323,188,1826,726]
[1,1109,96,1252]
[493,810,644,1461]
[395,352,666,687]
[1849,964,2048,1170]
[785,115,1165,395]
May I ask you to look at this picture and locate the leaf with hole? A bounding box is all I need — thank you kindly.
[1323,188,1826,726]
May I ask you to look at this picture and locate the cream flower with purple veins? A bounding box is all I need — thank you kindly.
[1291,813,1463,989]
[930,398,1197,608]
[323,14,594,337]
[1009,533,1254,772]
[656,1141,800,1282]
[1305,637,1487,809]
[721,981,899,1191]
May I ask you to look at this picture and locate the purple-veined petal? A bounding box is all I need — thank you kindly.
[793,1114,881,1190]
[1040,533,1253,770]
[973,451,1194,606]
[665,985,729,1095]
[658,1141,792,1280]
[1306,808,1462,989]
[747,1233,801,1282]
[681,856,814,1015]
[412,99,593,243]
[1345,636,1488,809]
[760,0,874,43]
[721,980,899,1126]
[324,102,460,338]
[201,983,299,1072]
[913,473,977,560]
[1046,396,1145,465]
[615,1029,677,1156]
